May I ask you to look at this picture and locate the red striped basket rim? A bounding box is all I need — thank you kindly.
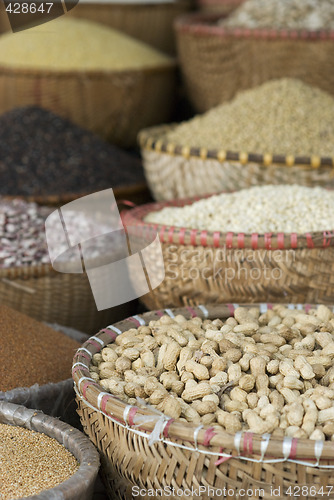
[72,303,334,463]
[122,193,334,250]
[175,11,334,40]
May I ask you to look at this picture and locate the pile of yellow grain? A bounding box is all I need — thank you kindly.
[0,17,173,71]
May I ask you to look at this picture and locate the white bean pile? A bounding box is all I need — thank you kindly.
[144,185,334,234]
[221,0,334,31]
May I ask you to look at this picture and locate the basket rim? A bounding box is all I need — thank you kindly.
[3,181,148,207]
[138,124,334,169]
[174,11,334,39]
[121,193,334,250]
[73,303,334,464]
[0,60,176,78]
[0,400,100,499]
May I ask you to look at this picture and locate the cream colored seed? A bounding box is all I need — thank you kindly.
[221,0,334,31]
[145,183,334,235]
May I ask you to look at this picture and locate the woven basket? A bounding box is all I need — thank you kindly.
[175,12,334,112]
[122,195,334,309]
[0,324,88,428]
[66,0,192,55]
[73,304,334,500]
[0,264,134,334]
[197,0,244,14]
[139,125,334,200]
[5,181,151,208]
[0,401,100,500]
[0,64,176,148]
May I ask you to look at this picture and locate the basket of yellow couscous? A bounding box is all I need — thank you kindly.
[0,17,176,147]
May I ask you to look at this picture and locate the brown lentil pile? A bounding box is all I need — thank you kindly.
[220,0,334,31]
[0,305,80,392]
[0,106,144,197]
[163,78,334,157]
[0,423,78,499]
[92,305,334,440]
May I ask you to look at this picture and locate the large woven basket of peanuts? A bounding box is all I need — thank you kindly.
[121,185,334,308]
[138,77,334,201]
[73,303,334,500]
[175,8,334,113]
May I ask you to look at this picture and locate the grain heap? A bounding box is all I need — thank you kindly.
[0,107,144,197]
[220,0,334,30]
[163,79,334,157]
[0,17,173,71]
[0,305,80,392]
[0,423,78,499]
[144,185,334,234]
[91,305,334,440]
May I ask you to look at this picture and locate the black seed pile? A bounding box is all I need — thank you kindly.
[0,106,145,196]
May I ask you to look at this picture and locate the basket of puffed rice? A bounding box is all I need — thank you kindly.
[175,0,334,113]
[139,79,334,201]
[73,303,334,500]
[122,184,334,308]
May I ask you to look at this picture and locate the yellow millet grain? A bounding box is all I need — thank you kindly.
[0,17,173,71]
[0,423,79,499]
[164,78,334,157]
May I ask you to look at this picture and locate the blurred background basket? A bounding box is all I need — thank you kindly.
[139,125,334,201]
[73,304,334,500]
[67,0,192,55]
[0,0,192,54]
[0,264,133,334]
[197,0,245,13]
[0,64,176,148]
[122,196,334,309]
[0,401,100,500]
[175,12,334,112]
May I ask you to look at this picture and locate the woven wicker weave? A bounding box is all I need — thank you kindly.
[0,264,133,334]
[0,401,100,500]
[139,125,334,200]
[0,64,176,148]
[197,0,244,14]
[73,304,334,500]
[122,196,334,308]
[67,0,192,55]
[175,12,334,112]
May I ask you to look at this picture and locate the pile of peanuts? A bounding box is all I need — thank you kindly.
[90,305,334,440]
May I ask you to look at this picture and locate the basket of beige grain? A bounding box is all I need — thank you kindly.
[175,0,334,113]
[0,17,176,148]
[0,197,132,333]
[139,79,334,200]
[73,303,334,500]
[122,184,334,308]
[0,401,99,500]
[0,305,88,427]
[66,0,192,55]
[197,0,245,14]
